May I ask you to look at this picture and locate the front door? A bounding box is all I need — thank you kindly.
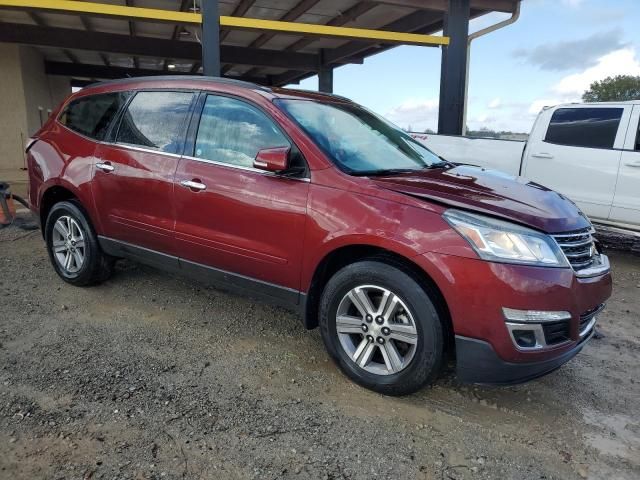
[174,94,309,300]
[92,90,195,256]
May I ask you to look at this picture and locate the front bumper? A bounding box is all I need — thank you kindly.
[455,331,593,385]
[414,252,612,383]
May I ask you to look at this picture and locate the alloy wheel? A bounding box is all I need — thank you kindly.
[336,285,418,375]
[52,215,86,274]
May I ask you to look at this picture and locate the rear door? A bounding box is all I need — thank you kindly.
[610,105,640,228]
[92,90,196,256]
[522,105,631,223]
[173,93,309,301]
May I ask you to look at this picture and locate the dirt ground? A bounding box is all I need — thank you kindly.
[1,217,639,480]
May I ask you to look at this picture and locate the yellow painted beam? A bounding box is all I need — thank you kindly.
[0,0,449,46]
[2,0,202,24]
[223,16,449,46]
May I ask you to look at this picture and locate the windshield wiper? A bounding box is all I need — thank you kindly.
[352,163,452,176]
[352,168,418,177]
[426,160,454,169]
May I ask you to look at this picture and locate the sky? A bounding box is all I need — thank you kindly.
[291,0,640,133]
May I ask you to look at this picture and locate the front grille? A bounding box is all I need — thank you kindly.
[542,321,570,345]
[552,227,596,271]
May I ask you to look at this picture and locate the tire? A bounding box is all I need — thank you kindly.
[319,260,443,396]
[45,200,114,286]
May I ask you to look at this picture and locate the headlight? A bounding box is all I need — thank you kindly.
[443,209,569,267]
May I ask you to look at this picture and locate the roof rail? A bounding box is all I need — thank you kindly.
[275,87,352,102]
[86,75,271,92]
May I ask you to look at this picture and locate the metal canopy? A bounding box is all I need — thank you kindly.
[0,0,519,87]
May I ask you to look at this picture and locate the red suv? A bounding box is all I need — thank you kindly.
[27,77,612,395]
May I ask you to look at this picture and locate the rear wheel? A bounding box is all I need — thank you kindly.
[319,260,443,396]
[45,201,114,286]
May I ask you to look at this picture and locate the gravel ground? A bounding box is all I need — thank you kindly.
[1,217,639,480]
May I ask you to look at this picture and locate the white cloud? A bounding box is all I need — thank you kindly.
[488,98,502,109]
[552,47,640,97]
[385,98,439,132]
[513,30,627,72]
[385,46,640,135]
[525,47,640,126]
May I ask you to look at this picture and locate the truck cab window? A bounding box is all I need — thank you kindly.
[544,107,623,149]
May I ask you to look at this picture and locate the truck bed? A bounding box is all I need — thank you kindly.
[411,133,526,176]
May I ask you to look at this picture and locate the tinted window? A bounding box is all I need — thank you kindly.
[194,95,289,168]
[545,107,623,149]
[116,91,194,154]
[59,92,129,140]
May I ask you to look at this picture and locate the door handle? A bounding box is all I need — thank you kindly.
[624,160,640,168]
[531,152,553,159]
[180,179,207,191]
[96,162,115,172]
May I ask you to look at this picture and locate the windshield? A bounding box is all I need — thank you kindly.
[275,99,447,175]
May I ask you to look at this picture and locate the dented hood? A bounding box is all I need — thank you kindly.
[370,165,591,233]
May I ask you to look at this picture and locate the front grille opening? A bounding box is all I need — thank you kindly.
[579,303,604,337]
[511,329,537,349]
[552,228,596,271]
[542,320,570,345]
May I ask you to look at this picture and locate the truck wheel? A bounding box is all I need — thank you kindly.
[319,260,444,396]
[45,200,114,286]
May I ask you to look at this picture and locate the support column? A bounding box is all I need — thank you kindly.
[318,66,333,93]
[438,0,469,135]
[202,0,220,77]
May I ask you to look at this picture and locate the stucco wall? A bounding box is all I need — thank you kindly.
[0,43,71,171]
[19,46,56,136]
[0,43,29,170]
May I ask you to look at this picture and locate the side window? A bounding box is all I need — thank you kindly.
[194,95,290,168]
[544,107,623,149]
[59,92,129,140]
[636,121,640,151]
[116,91,194,154]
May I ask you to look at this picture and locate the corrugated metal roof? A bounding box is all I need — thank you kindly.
[0,0,519,86]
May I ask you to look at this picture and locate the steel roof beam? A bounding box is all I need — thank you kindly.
[0,22,323,71]
[250,0,323,50]
[373,0,516,12]
[285,1,377,53]
[44,61,271,85]
[0,1,448,46]
[323,9,443,65]
[220,0,256,42]
[79,15,110,66]
[234,0,322,79]
[124,0,139,68]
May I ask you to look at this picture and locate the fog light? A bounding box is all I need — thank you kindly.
[503,308,571,323]
[511,330,537,349]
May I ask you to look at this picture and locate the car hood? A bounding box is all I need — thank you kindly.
[370,165,591,233]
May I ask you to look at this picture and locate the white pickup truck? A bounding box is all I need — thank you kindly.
[412,101,640,232]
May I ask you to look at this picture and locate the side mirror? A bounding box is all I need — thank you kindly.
[253,146,291,173]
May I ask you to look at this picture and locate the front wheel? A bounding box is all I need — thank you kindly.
[319,260,444,396]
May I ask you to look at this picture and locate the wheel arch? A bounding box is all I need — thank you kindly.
[39,182,99,238]
[302,244,455,357]
[39,184,78,233]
